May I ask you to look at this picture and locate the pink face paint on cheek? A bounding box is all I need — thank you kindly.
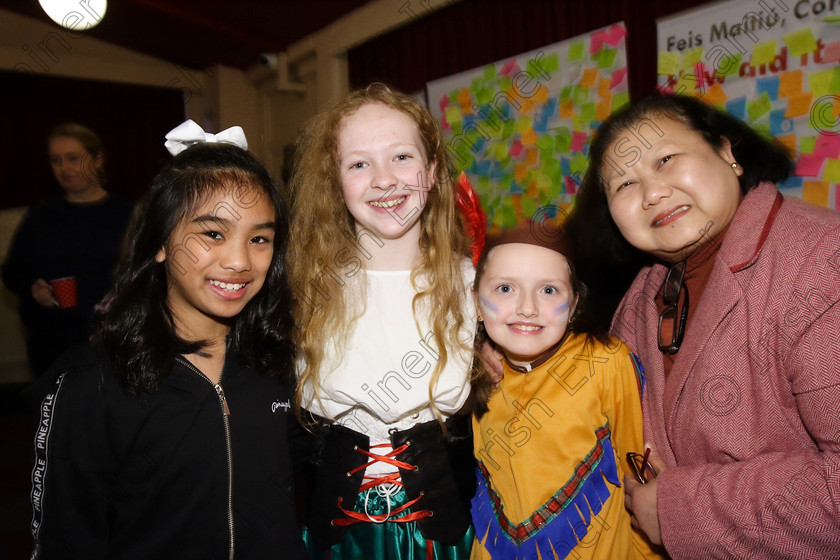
[553,300,571,324]
[479,294,499,321]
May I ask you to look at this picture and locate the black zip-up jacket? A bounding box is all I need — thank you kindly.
[28,344,305,559]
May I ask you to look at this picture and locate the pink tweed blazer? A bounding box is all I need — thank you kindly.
[611,183,840,559]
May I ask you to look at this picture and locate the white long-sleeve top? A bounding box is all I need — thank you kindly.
[300,261,475,476]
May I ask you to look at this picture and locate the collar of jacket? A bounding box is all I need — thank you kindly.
[722,182,784,273]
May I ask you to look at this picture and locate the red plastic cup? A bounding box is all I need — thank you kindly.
[49,276,78,308]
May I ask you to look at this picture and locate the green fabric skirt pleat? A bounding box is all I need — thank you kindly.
[303,486,474,560]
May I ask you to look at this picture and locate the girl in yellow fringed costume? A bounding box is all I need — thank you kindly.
[470,224,664,560]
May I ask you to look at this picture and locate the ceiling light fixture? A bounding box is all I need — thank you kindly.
[39,0,107,31]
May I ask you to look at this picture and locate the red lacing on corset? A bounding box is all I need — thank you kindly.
[331,443,436,557]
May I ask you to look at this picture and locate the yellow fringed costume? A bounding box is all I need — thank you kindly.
[471,333,663,560]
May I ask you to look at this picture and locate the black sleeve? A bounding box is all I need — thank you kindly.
[28,350,114,559]
[287,406,318,475]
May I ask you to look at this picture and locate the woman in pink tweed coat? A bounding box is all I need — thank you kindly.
[567,93,840,559]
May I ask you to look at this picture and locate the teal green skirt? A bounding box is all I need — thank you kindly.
[303,486,474,560]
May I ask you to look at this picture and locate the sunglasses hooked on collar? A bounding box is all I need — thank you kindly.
[658,260,689,355]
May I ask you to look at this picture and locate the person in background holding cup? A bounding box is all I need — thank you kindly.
[1,123,134,377]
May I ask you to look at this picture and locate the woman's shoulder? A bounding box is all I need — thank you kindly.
[19,197,64,223]
[763,194,840,276]
[775,193,840,237]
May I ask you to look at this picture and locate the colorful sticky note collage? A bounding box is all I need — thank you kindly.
[657,1,840,209]
[427,23,629,230]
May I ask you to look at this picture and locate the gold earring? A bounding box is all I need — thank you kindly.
[731,162,739,168]
[478,314,484,322]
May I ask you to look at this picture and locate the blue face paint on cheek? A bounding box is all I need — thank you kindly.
[553,300,571,323]
[479,294,499,321]
[553,301,570,316]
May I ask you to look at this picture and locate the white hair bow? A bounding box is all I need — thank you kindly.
[164,119,248,155]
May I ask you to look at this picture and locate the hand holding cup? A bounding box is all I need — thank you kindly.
[31,279,58,307]
[48,277,78,308]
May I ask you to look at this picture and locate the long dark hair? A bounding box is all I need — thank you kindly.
[94,143,295,395]
[566,93,794,328]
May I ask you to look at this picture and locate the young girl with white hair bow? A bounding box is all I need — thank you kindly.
[27,122,305,559]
